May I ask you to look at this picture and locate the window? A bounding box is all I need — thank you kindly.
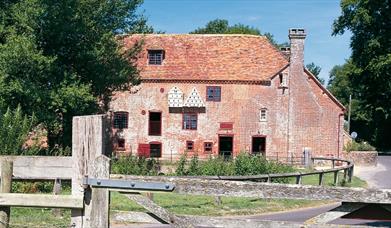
[260,108,267,121]
[186,141,194,151]
[117,138,125,150]
[204,142,213,153]
[149,112,162,136]
[148,50,164,65]
[206,86,221,101]
[279,73,288,87]
[183,113,197,130]
[150,142,162,158]
[113,112,128,129]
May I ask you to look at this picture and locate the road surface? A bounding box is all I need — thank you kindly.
[354,154,391,189]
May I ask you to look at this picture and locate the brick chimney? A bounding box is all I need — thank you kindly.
[288,28,306,77]
[287,28,306,161]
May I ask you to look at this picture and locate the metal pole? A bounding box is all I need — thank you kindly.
[348,94,352,133]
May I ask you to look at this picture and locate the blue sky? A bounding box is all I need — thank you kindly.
[140,0,352,83]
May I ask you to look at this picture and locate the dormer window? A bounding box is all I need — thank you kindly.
[148,50,164,65]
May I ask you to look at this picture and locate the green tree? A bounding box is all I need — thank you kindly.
[333,0,391,149]
[190,19,286,47]
[0,105,36,155]
[306,62,324,84]
[0,0,152,148]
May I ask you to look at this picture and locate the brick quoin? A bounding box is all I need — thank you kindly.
[110,30,345,161]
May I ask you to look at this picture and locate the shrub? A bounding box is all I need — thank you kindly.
[175,153,187,175]
[344,141,376,152]
[111,156,159,175]
[198,156,235,176]
[187,155,201,176]
[0,105,36,155]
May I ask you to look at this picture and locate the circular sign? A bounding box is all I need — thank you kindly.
[350,131,358,139]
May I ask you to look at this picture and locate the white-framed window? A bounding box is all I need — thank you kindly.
[279,73,288,88]
[260,108,267,122]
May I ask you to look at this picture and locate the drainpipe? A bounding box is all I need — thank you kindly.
[337,113,344,158]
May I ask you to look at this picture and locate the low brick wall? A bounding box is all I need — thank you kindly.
[342,151,378,167]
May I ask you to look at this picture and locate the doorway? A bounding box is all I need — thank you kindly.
[252,136,266,156]
[219,136,233,158]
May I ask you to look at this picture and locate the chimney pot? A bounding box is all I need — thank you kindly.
[289,28,306,39]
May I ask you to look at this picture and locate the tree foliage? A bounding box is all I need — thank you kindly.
[0,105,36,155]
[332,0,391,150]
[306,62,324,84]
[0,0,152,148]
[189,19,287,48]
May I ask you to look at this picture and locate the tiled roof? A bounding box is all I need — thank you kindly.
[122,34,288,81]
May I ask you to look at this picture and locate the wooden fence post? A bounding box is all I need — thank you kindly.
[52,178,62,217]
[319,172,324,186]
[85,155,110,228]
[71,115,111,228]
[333,171,339,186]
[0,160,13,228]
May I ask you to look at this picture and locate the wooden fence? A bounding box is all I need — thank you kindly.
[0,114,389,228]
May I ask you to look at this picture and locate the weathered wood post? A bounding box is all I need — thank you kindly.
[0,160,13,228]
[333,171,339,186]
[52,178,62,217]
[318,172,324,186]
[71,115,111,228]
[86,155,110,228]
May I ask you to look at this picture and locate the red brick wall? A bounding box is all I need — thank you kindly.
[110,69,343,160]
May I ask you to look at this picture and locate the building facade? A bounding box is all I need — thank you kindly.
[110,29,345,161]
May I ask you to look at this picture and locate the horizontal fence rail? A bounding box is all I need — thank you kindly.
[0,156,72,180]
[0,193,83,209]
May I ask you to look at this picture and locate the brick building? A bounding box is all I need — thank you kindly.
[110,29,345,161]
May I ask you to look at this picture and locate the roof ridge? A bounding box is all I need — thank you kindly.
[121,33,267,38]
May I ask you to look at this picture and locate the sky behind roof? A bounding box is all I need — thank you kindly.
[140,0,352,83]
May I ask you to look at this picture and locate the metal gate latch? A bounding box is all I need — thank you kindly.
[83,177,175,192]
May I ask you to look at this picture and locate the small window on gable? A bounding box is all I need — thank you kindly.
[206,86,221,101]
[279,73,288,88]
[186,141,194,151]
[148,50,164,65]
[260,108,267,122]
[113,112,128,129]
[204,142,213,153]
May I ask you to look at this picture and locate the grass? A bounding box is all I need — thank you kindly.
[110,192,327,216]
[7,174,367,227]
[10,208,70,228]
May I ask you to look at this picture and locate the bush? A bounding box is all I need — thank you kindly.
[0,105,36,155]
[344,141,376,152]
[111,156,159,175]
[173,152,295,180]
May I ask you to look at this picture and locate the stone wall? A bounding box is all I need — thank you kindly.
[342,151,378,167]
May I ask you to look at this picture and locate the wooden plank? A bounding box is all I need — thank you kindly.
[111,175,391,204]
[123,193,193,227]
[112,211,369,228]
[0,193,83,208]
[305,202,365,225]
[85,156,110,228]
[0,156,72,180]
[0,160,12,228]
[71,114,110,228]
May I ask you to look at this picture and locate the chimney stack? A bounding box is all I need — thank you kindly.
[289,28,306,75]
